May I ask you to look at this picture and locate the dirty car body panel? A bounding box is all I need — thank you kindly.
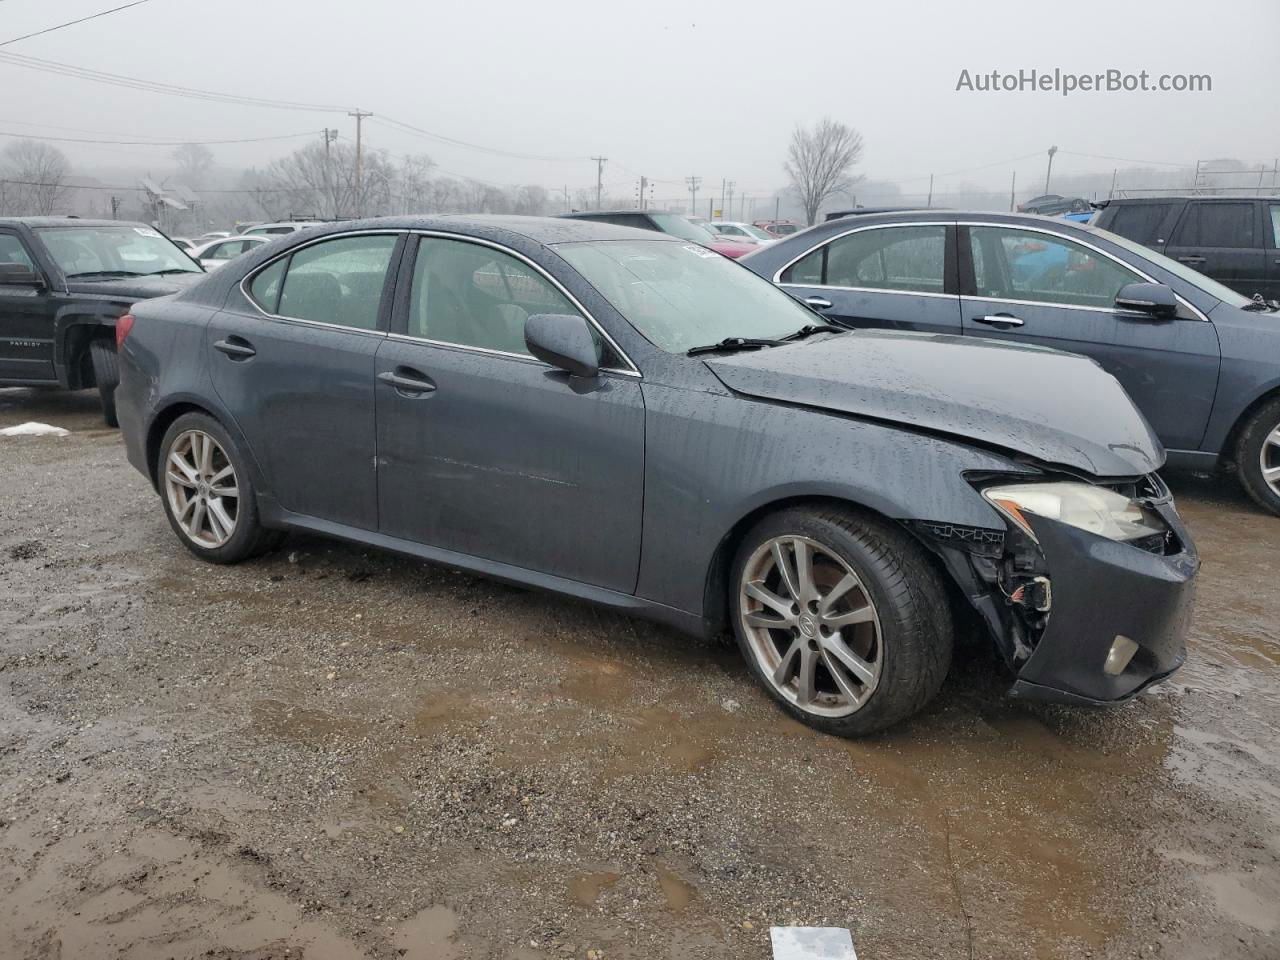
[116,215,1198,711]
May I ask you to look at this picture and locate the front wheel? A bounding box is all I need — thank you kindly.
[1235,396,1280,517]
[89,339,119,428]
[158,412,282,563]
[730,507,953,737]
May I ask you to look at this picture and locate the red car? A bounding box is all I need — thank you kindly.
[754,219,801,239]
[558,210,759,259]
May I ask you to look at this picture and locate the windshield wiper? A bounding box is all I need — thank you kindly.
[781,323,848,341]
[66,270,147,279]
[147,268,201,276]
[1242,296,1280,312]
[687,337,785,356]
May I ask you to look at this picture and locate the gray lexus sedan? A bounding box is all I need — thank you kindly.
[115,216,1199,736]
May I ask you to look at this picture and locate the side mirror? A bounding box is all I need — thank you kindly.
[1115,282,1178,319]
[525,313,600,378]
[0,262,43,287]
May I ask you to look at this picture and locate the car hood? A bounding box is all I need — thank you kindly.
[702,330,1163,477]
[64,272,203,300]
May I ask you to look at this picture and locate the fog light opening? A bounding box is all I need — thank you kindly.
[1104,635,1140,676]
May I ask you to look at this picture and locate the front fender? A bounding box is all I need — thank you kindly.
[635,384,1032,617]
[53,302,122,388]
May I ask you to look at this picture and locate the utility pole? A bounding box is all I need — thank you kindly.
[926,173,934,208]
[348,109,373,217]
[591,156,607,209]
[1108,168,1118,200]
[1044,145,1057,195]
[322,128,338,218]
[636,175,649,210]
[110,195,121,219]
[563,184,570,213]
[686,175,701,216]
[1009,170,1016,211]
[719,178,726,218]
[725,180,735,219]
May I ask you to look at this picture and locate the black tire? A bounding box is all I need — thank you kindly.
[157,412,283,564]
[1235,396,1280,517]
[730,506,952,737]
[89,339,119,428]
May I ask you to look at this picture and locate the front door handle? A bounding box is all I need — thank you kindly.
[213,337,256,359]
[804,296,833,310]
[973,314,1024,328]
[1177,256,1206,265]
[377,368,436,395]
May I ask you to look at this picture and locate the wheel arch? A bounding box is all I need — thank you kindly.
[1220,381,1280,465]
[699,493,959,637]
[144,398,268,497]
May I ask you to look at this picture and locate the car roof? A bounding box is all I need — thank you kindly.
[0,217,148,229]
[1099,194,1280,205]
[825,206,935,219]
[259,214,675,245]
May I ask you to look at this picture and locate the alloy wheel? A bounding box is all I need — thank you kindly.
[1261,424,1280,498]
[164,430,239,548]
[739,535,883,718]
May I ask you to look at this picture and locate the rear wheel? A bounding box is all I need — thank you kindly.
[158,412,282,563]
[89,339,119,428]
[1235,396,1280,517]
[731,507,952,737]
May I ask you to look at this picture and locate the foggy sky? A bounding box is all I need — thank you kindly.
[2,0,1276,201]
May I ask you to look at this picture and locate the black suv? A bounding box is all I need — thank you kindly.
[1094,196,1280,301]
[0,218,204,425]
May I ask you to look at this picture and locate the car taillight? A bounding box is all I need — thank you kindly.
[115,313,135,349]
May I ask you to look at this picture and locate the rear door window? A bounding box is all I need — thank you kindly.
[249,234,397,329]
[1104,203,1178,244]
[1171,202,1256,248]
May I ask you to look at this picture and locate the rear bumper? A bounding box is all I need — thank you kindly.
[1009,502,1197,704]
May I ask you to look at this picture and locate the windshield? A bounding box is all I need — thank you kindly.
[557,239,816,353]
[647,213,718,244]
[1085,226,1253,308]
[36,225,202,278]
[739,223,773,241]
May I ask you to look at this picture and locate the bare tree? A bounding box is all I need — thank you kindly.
[2,140,71,215]
[784,118,865,225]
[172,143,215,188]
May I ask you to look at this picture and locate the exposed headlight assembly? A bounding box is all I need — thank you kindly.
[982,481,1166,543]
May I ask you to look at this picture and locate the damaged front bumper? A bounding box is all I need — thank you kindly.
[917,476,1198,705]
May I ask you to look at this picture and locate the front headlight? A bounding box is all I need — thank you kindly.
[982,481,1166,543]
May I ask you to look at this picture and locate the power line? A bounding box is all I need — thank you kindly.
[371,115,586,162]
[0,177,299,195]
[0,129,320,146]
[0,0,154,48]
[0,49,348,112]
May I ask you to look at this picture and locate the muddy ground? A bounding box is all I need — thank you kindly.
[0,386,1277,960]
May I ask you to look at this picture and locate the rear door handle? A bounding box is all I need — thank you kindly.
[1177,256,1206,265]
[973,314,1024,328]
[377,367,436,395]
[804,296,833,310]
[213,337,256,359]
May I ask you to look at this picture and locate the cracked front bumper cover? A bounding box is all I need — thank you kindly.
[1008,502,1198,705]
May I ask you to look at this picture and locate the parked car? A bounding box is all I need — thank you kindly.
[170,237,198,252]
[755,220,800,238]
[198,230,232,243]
[192,234,271,270]
[706,220,776,244]
[558,210,757,258]
[241,221,322,238]
[1093,195,1280,302]
[741,210,1280,514]
[1017,194,1092,216]
[0,217,203,425]
[115,216,1197,736]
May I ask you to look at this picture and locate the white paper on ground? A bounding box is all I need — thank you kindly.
[770,926,857,960]
[0,422,70,437]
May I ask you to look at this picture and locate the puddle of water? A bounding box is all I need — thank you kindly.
[251,698,371,748]
[568,869,622,906]
[1199,872,1279,933]
[395,905,462,960]
[654,864,698,913]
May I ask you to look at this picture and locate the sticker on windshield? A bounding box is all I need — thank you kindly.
[133,227,162,238]
[682,244,718,259]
